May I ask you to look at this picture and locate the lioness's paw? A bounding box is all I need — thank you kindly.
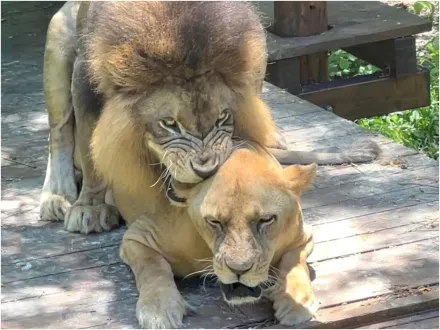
[64,204,120,234]
[274,296,318,326]
[136,288,186,329]
[39,193,72,221]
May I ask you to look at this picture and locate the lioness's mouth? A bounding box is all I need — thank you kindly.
[219,282,262,302]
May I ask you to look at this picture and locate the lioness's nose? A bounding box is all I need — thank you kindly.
[191,154,219,178]
[225,259,254,276]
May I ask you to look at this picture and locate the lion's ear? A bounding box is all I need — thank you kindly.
[283,163,317,196]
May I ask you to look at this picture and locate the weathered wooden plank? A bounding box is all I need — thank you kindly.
[344,36,418,78]
[1,226,124,266]
[266,58,302,95]
[358,309,439,329]
[302,166,439,209]
[272,1,328,89]
[311,238,439,306]
[264,287,439,329]
[1,263,135,303]
[1,245,121,283]
[311,221,438,263]
[298,70,431,120]
[2,239,438,329]
[313,202,439,243]
[304,185,438,226]
[263,1,432,61]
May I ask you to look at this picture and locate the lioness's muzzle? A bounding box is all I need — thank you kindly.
[219,282,262,301]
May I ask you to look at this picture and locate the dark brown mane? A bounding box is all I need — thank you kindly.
[81,1,267,96]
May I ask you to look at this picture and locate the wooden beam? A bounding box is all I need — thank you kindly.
[272,1,329,89]
[298,69,430,120]
[266,58,302,94]
[273,1,328,37]
[266,1,432,61]
[344,36,418,78]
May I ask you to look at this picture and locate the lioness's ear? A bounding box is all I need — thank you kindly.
[283,163,317,195]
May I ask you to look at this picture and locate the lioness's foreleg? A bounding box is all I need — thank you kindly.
[270,227,317,326]
[63,56,120,234]
[40,3,80,221]
[120,224,187,329]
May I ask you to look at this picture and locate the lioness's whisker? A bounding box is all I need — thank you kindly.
[202,271,217,291]
[183,264,214,280]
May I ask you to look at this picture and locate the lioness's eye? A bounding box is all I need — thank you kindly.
[258,215,276,231]
[207,218,223,230]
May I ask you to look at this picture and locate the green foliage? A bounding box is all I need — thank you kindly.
[410,1,437,21]
[327,1,439,160]
[356,35,439,160]
[328,50,378,79]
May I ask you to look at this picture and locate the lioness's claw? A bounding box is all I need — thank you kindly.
[64,204,120,234]
[136,288,186,329]
[274,297,317,326]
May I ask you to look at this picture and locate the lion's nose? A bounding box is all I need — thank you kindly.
[225,259,254,276]
[191,153,219,178]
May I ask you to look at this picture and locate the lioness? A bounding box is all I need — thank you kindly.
[119,145,317,328]
[40,1,379,234]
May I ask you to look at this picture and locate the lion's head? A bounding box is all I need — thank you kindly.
[174,147,316,304]
[86,2,272,192]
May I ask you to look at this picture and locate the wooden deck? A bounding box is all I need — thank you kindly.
[1,2,439,329]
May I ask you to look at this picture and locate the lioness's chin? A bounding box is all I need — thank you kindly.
[219,282,263,305]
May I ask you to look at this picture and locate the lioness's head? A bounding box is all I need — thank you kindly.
[174,148,316,305]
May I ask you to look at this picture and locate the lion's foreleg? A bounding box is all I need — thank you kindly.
[270,229,317,326]
[63,56,119,234]
[40,9,78,221]
[120,223,187,329]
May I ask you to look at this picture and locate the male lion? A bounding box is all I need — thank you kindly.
[40,1,379,233]
[119,145,317,328]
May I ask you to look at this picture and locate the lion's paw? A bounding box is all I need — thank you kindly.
[267,131,288,150]
[136,288,186,329]
[64,203,120,234]
[274,296,318,326]
[39,192,72,221]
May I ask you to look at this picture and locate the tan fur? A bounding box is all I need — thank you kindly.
[41,1,378,235]
[119,146,317,328]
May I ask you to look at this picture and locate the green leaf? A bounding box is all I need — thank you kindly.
[339,57,350,70]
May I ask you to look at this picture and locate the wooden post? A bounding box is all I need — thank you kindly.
[272,1,329,87]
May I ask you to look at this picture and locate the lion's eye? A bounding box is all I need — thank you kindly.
[258,215,276,230]
[216,109,231,128]
[207,218,223,230]
[162,117,176,126]
[159,118,180,133]
[219,110,229,120]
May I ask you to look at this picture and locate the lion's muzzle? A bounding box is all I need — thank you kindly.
[190,151,220,179]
